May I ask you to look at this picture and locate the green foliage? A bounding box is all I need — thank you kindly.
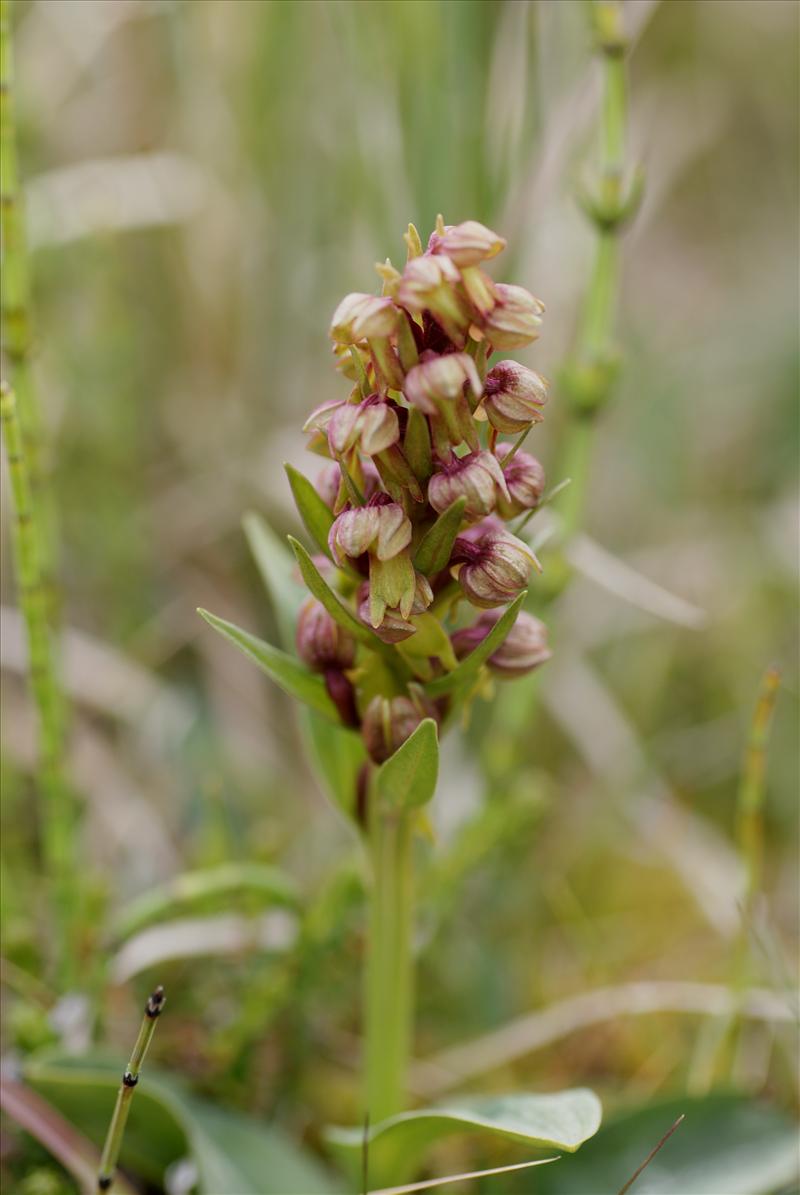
[112,863,299,940]
[413,497,467,575]
[327,1089,602,1186]
[26,1056,342,1195]
[376,717,439,810]
[287,536,383,651]
[424,591,527,698]
[198,608,339,720]
[284,464,335,558]
[539,1095,800,1195]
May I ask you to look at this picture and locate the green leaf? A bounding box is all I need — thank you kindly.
[243,511,305,647]
[112,863,299,941]
[287,535,382,651]
[404,407,432,480]
[539,1094,799,1195]
[327,1089,602,1188]
[423,591,526,698]
[413,497,467,576]
[376,718,439,810]
[302,710,366,819]
[27,1056,342,1194]
[284,463,335,558]
[198,608,338,721]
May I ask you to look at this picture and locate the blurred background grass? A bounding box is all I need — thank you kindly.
[1,1,798,1191]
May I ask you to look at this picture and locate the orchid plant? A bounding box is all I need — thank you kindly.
[200,217,601,1188]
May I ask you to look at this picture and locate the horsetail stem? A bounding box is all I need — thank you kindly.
[0,381,72,973]
[558,0,640,540]
[97,987,165,1192]
[1,0,57,610]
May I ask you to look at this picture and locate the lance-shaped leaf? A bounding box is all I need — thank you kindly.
[424,591,526,698]
[413,497,467,576]
[287,536,394,660]
[112,863,299,941]
[243,511,305,646]
[376,718,439,811]
[284,464,335,558]
[327,1089,602,1189]
[198,609,338,721]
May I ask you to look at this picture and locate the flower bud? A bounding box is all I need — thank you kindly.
[482,361,548,433]
[428,450,510,519]
[429,220,507,267]
[397,255,472,346]
[327,396,400,458]
[362,692,440,764]
[403,352,482,415]
[328,496,412,565]
[451,522,538,607]
[495,444,546,519]
[296,597,356,671]
[329,293,400,343]
[451,609,550,676]
[481,283,544,349]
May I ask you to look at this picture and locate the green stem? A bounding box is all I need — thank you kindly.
[365,793,413,1125]
[1,0,56,608]
[556,0,633,538]
[1,382,73,978]
[98,987,165,1191]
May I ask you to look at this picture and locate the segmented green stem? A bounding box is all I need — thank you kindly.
[1,0,56,599]
[98,987,165,1191]
[364,792,413,1131]
[558,0,637,539]
[736,665,780,909]
[1,382,71,966]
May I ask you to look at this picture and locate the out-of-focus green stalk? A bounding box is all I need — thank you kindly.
[364,792,413,1132]
[688,666,781,1094]
[736,665,780,909]
[0,383,72,976]
[1,0,56,596]
[557,0,640,541]
[2,0,76,983]
[97,987,165,1192]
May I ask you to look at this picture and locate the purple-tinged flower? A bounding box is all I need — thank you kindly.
[296,598,356,672]
[403,352,482,414]
[397,255,473,346]
[328,495,412,565]
[329,293,401,343]
[361,691,440,764]
[428,450,510,519]
[451,521,539,607]
[329,396,400,458]
[482,361,548,433]
[495,443,546,519]
[428,220,507,268]
[403,352,481,452]
[481,283,544,350]
[451,608,550,676]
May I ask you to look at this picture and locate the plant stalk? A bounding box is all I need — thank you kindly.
[0,382,73,974]
[365,793,414,1125]
[1,0,56,602]
[557,0,635,541]
[97,987,165,1192]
